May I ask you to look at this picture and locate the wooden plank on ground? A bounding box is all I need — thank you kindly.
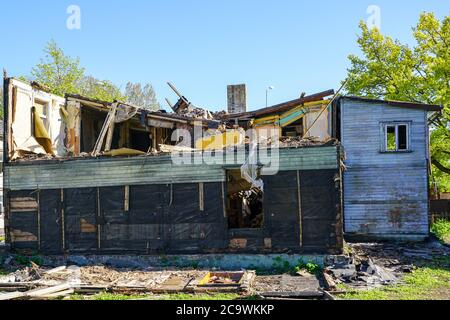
[39,288,75,299]
[261,291,324,298]
[45,266,67,274]
[25,283,72,298]
[152,277,192,293]
[0,291,26,300]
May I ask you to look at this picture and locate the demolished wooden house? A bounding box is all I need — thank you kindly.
[2,77,441,255]
[2,78,344,255]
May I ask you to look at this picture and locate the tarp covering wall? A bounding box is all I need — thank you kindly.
[6,169,343,255]
[4,145,343,254]
[264,172,301,250]
[39,189,62,254]
[64,188,98,252]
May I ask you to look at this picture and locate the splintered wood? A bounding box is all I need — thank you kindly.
[0,266,257,300]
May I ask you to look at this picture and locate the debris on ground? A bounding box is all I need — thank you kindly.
[324,240,450,291]
[1,239,448,300]
[253,274,324,300]
[0,263,257,300]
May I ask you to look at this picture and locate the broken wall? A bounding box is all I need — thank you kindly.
[303,106,330,141]
[6,79,66,158]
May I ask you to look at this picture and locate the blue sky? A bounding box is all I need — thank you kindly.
[1,0,449,111]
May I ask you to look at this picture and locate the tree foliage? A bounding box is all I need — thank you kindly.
[125,82,160,111]
[30,41,160,110]
[345,13,450,191]
[31,40,85,96]
[78,76,126,102]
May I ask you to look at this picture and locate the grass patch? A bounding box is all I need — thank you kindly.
[0,236,5,242]
[68,292,245,301]
[431,219,450,244]
[69,293,145,301]
[157,293,243,300]
[295,261,322,275]
[270,256,322,275]
[14,255,44,267]
[338,256,450,300]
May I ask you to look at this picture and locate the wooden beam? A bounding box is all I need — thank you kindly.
[124,186,130,212]
[37,190,41,251]
[97,187,101,250]
[26,283,72,298]
[104,116,116,152]
[92,102,118,156]
[61,189,65,252]
[0,291,26,301]
[199,183,204,212]
[222,182,227,218]
[297,170,303,247]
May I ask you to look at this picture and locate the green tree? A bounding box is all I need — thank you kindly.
[78,76,126,102]
[31,40,85,96]
[125,82,160,111]
[345,13,450,191]
[31,41,156,107]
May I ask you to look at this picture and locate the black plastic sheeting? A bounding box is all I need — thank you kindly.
[39,189,62,254]
[7,170,342,254]
[64,188,98,252]
[263,172,301,250]
[100,184,164,252]
[300,170,342,253]
[98,183,227,254]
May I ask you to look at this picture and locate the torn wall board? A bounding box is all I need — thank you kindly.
[64,100,81,156]
[303,106,330,141]
[7,79,66,159]
[32,108,54,155]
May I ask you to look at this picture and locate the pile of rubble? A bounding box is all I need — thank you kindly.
[323,255,397,290]
[323,240,450,291]
[278,136,338,148]
[0,258,257,300]
[176,105,217,120]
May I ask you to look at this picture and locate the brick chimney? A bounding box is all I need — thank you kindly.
[227,84,247,114]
